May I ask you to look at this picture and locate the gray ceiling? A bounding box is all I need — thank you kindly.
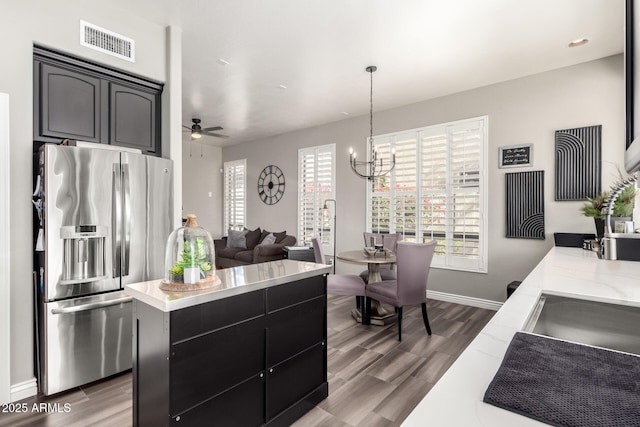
[128,0,625,146]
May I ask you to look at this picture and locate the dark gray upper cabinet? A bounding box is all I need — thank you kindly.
[38,62,103,143]
[34,46,163,156]
[110,83,158,154]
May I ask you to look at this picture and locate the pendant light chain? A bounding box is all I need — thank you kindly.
[349,65,396,180]
[370,68,374,143]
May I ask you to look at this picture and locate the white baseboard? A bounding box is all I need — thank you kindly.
[11,378,37,402]
[427,290,502,311]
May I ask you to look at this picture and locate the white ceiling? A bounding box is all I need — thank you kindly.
[146,0,624,146]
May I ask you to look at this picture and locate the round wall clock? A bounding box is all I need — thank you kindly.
[257,165,285,205]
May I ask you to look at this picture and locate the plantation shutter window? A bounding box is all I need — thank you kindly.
[223,159,246,232]
[298,144,336,254]
[367,117,487,273]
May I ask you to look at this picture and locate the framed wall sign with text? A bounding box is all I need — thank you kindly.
[499,144,532,168]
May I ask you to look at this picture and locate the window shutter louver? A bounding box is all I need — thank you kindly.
[392,135,418,241]
[448,123,483,268]
[367,117,487,273]
[421,130,449,256]
[298,144,336,253]
[371,137,393,235]
[223,159,247,233]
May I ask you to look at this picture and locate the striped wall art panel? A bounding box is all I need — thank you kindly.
[555,125,601,201]
[505,170,545,239]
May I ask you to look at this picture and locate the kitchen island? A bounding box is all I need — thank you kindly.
[125,259,332,427]
[403,247,640,426]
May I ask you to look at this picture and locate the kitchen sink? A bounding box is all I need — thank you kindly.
[523,293,640,356]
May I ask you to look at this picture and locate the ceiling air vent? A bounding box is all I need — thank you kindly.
[80,20,135,62]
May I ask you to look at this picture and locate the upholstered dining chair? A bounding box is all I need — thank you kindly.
[359,232,401,283]
[311,237,366,299]
[364,240,437,341]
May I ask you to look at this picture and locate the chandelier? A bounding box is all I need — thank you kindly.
[349,66,396,180]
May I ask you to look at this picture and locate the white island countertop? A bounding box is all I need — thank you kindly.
[402,247,640,426]
[125,259,331,312]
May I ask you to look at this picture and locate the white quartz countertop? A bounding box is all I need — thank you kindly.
[402,247,640,426]
[125,259,331,312]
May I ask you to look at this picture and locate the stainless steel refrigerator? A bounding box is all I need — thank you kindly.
[33,142,173,395]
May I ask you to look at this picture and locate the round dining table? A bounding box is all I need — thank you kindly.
[336,250,396,283]
[336,249,397,325]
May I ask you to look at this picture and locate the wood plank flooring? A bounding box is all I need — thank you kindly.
[293,296,494,426]
[0,296,494,427]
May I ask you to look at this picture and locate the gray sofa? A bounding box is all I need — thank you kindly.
[214,228,296,268]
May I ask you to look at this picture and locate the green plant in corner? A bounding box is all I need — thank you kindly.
[612,184,638,217]
[609,168,639,217]
[580,184,638,219]
[580,192,608,219]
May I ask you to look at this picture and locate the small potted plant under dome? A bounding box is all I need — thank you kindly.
[160,214,220,291]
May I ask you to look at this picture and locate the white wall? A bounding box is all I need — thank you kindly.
[222,55,625,303]
[166,25,184,231]
[0,1,180,396]
[182,140,223,238]
[0,93,11,404]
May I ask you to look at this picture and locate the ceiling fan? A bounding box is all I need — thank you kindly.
[182,118,229,139]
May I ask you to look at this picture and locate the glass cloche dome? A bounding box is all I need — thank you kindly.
[160,214,219,291]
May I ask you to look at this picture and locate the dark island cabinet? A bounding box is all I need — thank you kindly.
[33,47,162,156]
[265,278,327,425]
[133,275,328,427]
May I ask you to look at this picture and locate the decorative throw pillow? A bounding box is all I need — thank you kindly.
[227,229,248,249]
[244,227,262,249]
[260,230,287,244]
[259,233,276,245]
[272,231,287,243]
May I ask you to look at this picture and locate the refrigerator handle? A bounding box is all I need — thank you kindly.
[51,296,133,314]
[122,164,131,276]
[112,163,122,277]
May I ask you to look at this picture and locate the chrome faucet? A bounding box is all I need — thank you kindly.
[600,172,639,260]
[603,172,638,235]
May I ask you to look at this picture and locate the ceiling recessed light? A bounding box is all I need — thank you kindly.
[277,84,287,90]
[568,38,589,48]
[216,59,230,66]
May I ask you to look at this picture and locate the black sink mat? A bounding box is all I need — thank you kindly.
[483,332,640,427]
